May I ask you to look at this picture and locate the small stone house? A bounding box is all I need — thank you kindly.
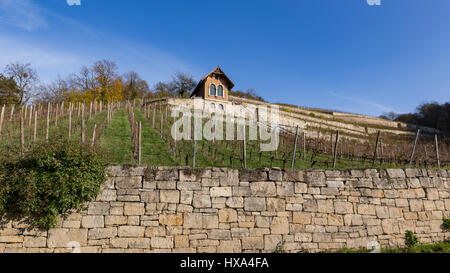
[190,66,234,111]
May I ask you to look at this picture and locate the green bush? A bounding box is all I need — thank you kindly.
[0,139,108,229]
[405,230,419,248]
[443,218,450,231]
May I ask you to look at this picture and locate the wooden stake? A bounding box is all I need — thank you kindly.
[291,126,299,169]
[243,121,247,169]
[193,113,197,168]
[91,124,97,148]
[54,103,59,127]
[33,109,37,141]
[152,107,156,128]
[435,134,440,168]
[0,105,5,135]
[372,131,380,166]
[138,121,142,165]
[409,129,420,166]
[330,131,334,158]
[332,131,339,169]
[160,109,163,138]
[68,103,72,140]
[46,103,50,141]
[81,103,85,144]
[20,107,24,153]
[302,131,306,161]
[10,104,14,121]
[28,105,33,127]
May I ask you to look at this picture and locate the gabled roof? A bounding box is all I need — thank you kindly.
[190,66,235,97]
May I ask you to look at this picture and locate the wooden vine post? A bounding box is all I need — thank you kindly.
[409,129,420,166]
[435,134,440,168]
[46,103,50,141]
[372,131,381,166]
[291,125,299,169]
[332,131,339,169]
[81,103,86,144]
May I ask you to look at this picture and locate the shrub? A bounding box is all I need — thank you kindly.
[405,230,419,248]
[0,139,108,229]
[444,218,450,231]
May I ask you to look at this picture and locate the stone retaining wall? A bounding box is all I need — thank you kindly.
[1,166,449,253]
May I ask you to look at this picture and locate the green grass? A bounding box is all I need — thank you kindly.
[133,109,177,166]
[334,241,450,253]
[100,109,134,164]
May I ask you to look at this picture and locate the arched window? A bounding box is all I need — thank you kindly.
[211,103,216,109]
[219,104,224,110]
[217,85,224,97]
[209,84,216,96]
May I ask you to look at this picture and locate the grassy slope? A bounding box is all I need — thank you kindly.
[133,109,177,166]
[100,109,134,164]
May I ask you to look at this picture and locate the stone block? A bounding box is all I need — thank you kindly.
[47,229,88,248]
[217,240,241,253]
[242,237,264,250]
[264,234,282,251]
[155,170,178,181]
[160,190,180,203]
[239,169,267,182]
[317,199,334,213]
[266,198,285,212]
[184,213,203,229]
[88,228,117,240]
[357,204,376,215]
[115,176,142,189]
[225,197,244,208]
[277,182,294,196]
[295,183,307,193]
[192,194,212,208]
[218,208,238,223]
[244,197,266,211]
[269,169,283,181]
[210,187,232,197]
[81,216,104,228]
[306,171,326,186]
[140,191,159,203]
[386,169,405,178]
[270,217,289,235]
[151,237,173,249]
[105,216,127,226]
[124,203,145,216]
[250,182,276,197]
[117,226,145,237]
[23,237,46,248]
[159,214,183,226]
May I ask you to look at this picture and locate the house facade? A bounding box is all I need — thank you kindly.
[190,66,234,111]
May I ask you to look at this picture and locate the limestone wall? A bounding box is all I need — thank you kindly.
[1,166,449,253]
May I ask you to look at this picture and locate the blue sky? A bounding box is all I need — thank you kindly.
[0,0,449,117]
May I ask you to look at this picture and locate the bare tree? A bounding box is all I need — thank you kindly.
[173,72,196,98]
[154,81,176,97]
[123,70,150,100]
[38,76,70,103]
[74,66,96,92]
[4,62,39,105]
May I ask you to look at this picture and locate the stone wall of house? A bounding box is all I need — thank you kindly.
[1,166,449,253]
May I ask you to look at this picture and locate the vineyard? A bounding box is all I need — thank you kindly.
[0,100,449,170]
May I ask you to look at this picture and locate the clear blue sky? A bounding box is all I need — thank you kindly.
[0,0,449,117]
